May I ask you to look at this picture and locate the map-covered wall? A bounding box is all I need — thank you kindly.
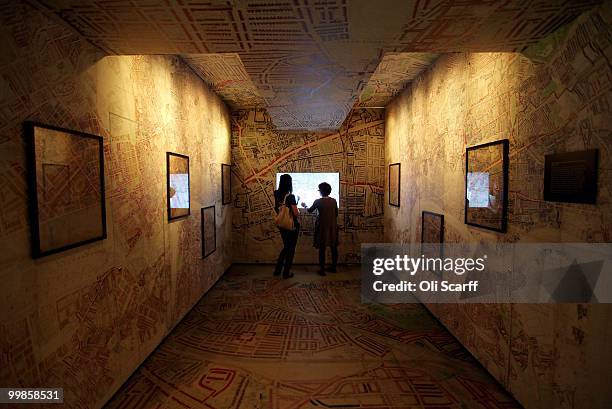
[231,108,385,264]
[385,4,612,409]
[0,3,232,408]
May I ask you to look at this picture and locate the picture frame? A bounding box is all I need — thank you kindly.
[201,205,216,258]
[221,163,232,205]
[388,162,400,207]
[25,121,107,258]
[464,139,509,233]
[421,211,444,271]
[167,152,190,221]
[421,211,444,244]
[544,149,598,204]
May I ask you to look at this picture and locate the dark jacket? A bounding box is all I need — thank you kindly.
[306,197,338,248]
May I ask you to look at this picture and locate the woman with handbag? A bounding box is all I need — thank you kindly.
[273,174,300,278]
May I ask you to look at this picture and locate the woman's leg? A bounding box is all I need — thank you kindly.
[275,229,289,275]
[317,245,327,276]
[330,245,338,272]
[283,227,299,277]
[318,247,326,269]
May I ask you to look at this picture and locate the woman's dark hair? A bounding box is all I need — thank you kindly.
[318,182,332,196]
[277,174,293,195]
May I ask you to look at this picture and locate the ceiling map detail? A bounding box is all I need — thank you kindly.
[35,0,601,130]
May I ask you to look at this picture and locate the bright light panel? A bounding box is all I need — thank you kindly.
[276,172,340,208]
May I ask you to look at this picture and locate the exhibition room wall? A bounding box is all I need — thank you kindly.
[384,4,612,409]
[0,3,232,408]
[231,108,385,264]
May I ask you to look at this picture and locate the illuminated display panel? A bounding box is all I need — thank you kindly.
[275,172,340,208]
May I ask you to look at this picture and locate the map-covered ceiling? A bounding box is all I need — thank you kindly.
[35,0,600,130]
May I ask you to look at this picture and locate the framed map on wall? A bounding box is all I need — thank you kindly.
[221,164,231,205]
[167,152,190,221]
[201,205,216,258]
[465,139,509,233]
[26,122,107,258]
[389,163,400,207]
[421,211,444,269]
[421,211,444,244]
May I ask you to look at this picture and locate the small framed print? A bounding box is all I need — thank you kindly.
[421,211,444,270]
[167,152,190,221]
[201,205,216,258]
[421,211,444,244]
[544,149,598,204]
[26,122,107,258]
[221,163,232,205]
[389,163,400,207]
[465,139,509,233]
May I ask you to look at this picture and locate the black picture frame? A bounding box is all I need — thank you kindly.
[201,205,216,258]
[25,121,107,258]
[221,163,232,205]
[421,211,444,244]
[388,163,400,207]
[544,149,598,204]
[166,152,190,221]
[464,139,509,233]
[421,211,444,271]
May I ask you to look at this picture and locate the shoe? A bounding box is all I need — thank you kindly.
[317,269,326,276]
[282,272,294,279]
[325,266,336,273]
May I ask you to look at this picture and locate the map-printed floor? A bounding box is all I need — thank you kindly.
[105,265,521,409]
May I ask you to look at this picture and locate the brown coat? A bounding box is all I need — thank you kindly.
[307,197,338,248]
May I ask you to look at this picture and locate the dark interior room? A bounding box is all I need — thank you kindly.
[1,1,611,408]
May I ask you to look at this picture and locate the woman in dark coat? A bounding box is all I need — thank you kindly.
[273,174,300,278]
[302,182,338,276]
